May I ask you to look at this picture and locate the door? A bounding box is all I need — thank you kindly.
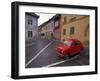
[70,41,81,55]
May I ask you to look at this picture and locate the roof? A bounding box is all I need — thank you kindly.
[26,12,39,18]
[66,39,81,42]
[39,14,61,28]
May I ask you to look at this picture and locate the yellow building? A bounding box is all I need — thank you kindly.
[60,14,89,47]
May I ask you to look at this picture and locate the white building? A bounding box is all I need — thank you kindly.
[25,12,39,42]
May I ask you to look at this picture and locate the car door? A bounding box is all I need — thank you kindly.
[70,41,81,55]
[75,41,82,53]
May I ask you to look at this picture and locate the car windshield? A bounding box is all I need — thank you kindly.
[64,41,71,46]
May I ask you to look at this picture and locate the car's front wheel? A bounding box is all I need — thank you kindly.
[63,54,71,59]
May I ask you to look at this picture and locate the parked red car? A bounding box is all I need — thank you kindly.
[56,39,84,59]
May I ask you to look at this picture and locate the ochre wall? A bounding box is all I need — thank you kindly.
[60,15,89,47]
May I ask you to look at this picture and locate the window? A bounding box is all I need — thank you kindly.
[76,41,81,46]
[28,17,32,25]
[64,41,71,46]
[63,29,66,35]
[48,24,50,30]
[63,16,67,24]
[71,41,81,46]
[70,27,75,35]
[55,21,59,27]
[71,42,76,46]
[41,33,44,36]
[28,31,32,38]
[51,23,53,27]
[51,23,53,29]
[46,25,48,30]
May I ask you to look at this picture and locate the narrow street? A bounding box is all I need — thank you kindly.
[25,38,89,68]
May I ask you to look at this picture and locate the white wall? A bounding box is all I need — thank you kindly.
[0,0,99,81]
[25,14,38,41]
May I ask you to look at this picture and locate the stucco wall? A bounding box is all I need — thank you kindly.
[61,15,89,47]
[25,14,38,41]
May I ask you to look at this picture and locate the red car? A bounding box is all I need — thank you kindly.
[56,39,84,59]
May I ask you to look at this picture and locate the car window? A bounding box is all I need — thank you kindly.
[71,41,81,46]
[71,42,76,46]
[64,41,71,46]
[76,41,81,45]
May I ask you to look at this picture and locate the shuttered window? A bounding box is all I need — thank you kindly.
[28,31,32,38]
[70,27,75,35]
